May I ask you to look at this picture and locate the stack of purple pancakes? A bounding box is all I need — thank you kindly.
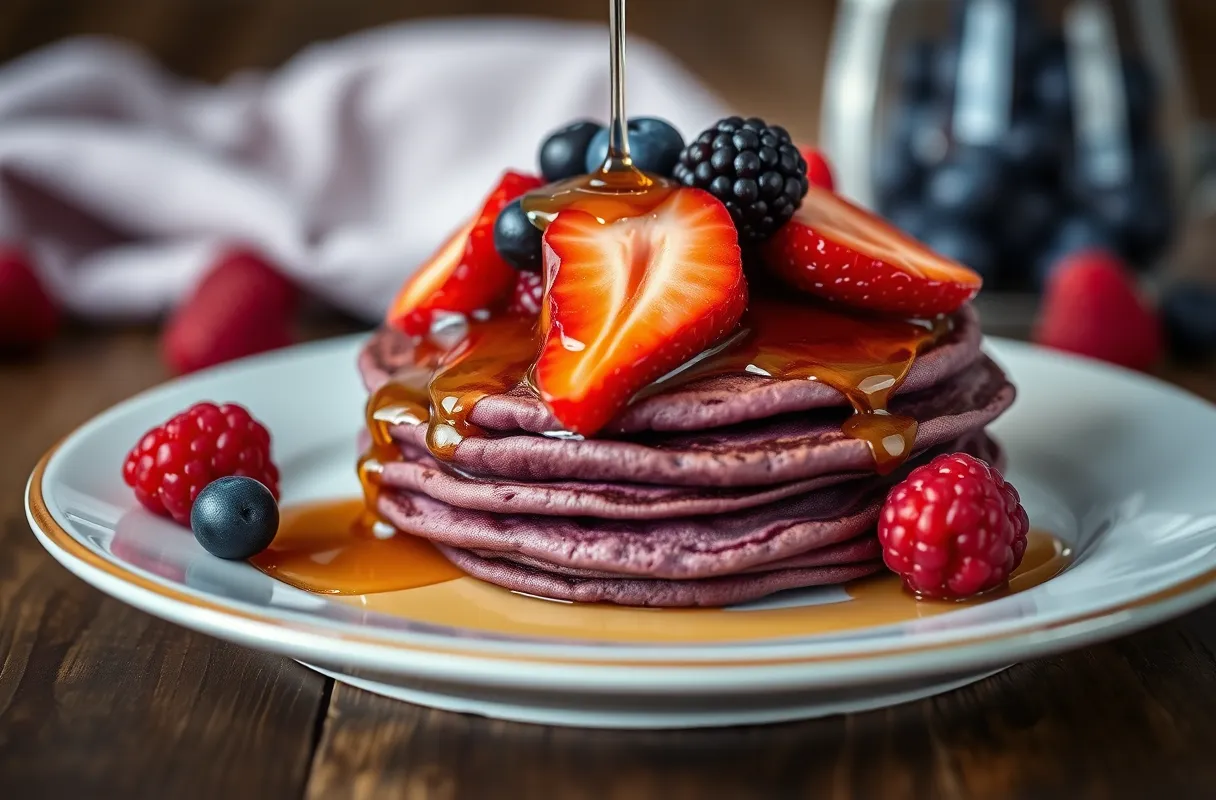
[357,306,1015,607]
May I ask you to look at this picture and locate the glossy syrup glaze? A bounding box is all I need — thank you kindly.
[250,499,464,594]
[358,294,947,500]
[521,164,677,229]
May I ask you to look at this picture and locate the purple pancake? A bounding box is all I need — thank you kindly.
[380,453,870,520]
[375,434,1001,581]
[376,425,999,522]
[379,482,878,580]
[470,536,884,580]
[437,546,885,608]
[358,305,982,435]
[386,355,1013,487]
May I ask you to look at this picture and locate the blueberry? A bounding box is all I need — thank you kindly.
[1034,214,1118,288]
[1031,39,1072,125]
[924,148,1004,222]
[585,117,686,176]
[1013,8,1049,69]
[1001,188,1058,259]
[933,44,959,99]
[1123,59,1159,140]
[1103,187,1174,268]
[190,476,279,560]
[886,203,932,242]
[1136,144,1172,190]
[1076,150,1174,268]
[898,40,938,99]
[921,222,999,282]
[874,145,924,209]
[493,199,543,272]
[1000,116,1067,178]
[891,102,950,170]
[1162,280,1216,360]
[539,120,603,182]
[948,0,1042,38]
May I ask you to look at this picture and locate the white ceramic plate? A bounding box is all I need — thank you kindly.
[26,335,1216,729]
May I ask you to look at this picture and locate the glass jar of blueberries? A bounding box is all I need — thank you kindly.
[821,0,1192,328]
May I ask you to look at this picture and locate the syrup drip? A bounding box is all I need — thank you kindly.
[656,298,946,474]
[359,296,944,492]
[359,314,539,513]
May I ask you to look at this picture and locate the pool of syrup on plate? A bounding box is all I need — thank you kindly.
[250,498,1070,627]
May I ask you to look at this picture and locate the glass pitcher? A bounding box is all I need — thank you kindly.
[820,0,1192,310]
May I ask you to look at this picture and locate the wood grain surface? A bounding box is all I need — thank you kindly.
[5,1,1216,797]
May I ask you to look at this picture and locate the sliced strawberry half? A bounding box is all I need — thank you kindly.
[761,186,981,317]
[387,170,544,335]
[535,188,747,435]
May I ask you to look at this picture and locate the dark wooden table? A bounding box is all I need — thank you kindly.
[3,322,1216,799]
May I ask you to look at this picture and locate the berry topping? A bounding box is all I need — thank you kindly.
[191,476,280,560]
[122,402,279,526]
[761,186,982,316]
[584,117,686,177]
[800,146,835,191]
[493,198,544,272]
[924,148,1004,223]
[0,245,59,352]
[506,269,545,317]
[539,120,604,182]
[535,188,746,435]
[878,452,1029,600]
[162,249,298,375]
[1033,249,1162,371]
[387,170,545,336]
[674,116,809,242]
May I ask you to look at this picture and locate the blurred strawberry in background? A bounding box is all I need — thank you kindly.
[1033,249,1163,372]
[0,247,59,352]
[161,249,299,375]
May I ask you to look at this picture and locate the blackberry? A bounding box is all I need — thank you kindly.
[674,117,809,242]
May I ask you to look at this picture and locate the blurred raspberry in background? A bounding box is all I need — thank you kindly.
[162,250,299,376]
[0,247,59,352]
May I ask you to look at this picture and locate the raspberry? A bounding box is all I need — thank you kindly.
[878,452,1029,600]
[122,402,279,526]
[0,246,59,351]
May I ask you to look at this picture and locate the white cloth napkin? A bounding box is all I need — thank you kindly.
[0,18,728,323]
